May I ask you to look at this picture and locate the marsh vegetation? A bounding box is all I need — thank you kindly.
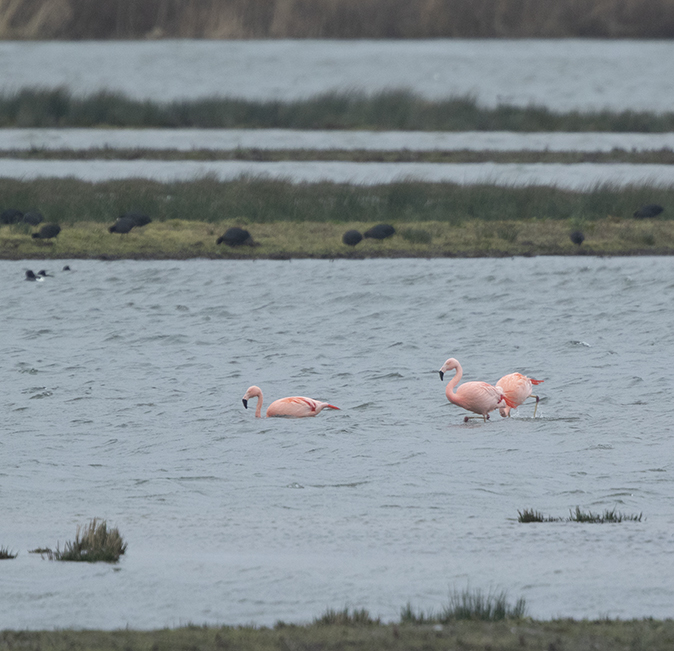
[518,507,644,523]
[0,177,672,258]
[39,519,127,563]
[2,0,674,39]
[4,88,674,132]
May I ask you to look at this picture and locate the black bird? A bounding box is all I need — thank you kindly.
[342,230,363,246]
[25,270,43,281]
[633,204,664,219]
[37,270,53,277]
[109,217,136,234]
[570,230,585,246]
[121,212,152,227]
[364,223,396,240]
[216,227,254,246]
[32,224,61,239]
[62,265,71,271]
[22,211,44,226]
[1,208,23,224]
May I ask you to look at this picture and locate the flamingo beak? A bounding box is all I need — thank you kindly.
[242,399,248,409]
[439,371,444,381]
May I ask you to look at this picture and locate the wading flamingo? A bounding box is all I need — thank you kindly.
[439,358,505,422]
[496,373,544,417]
[242,385,340,418]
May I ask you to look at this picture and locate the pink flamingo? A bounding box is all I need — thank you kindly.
[439,358,505,422]
[496,373,544,417]
[242,385,340,418]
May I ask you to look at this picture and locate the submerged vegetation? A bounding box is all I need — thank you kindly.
[44,519,127,563]
[518,507,644,523]
[4,88,674,132]
[0,547,17,560]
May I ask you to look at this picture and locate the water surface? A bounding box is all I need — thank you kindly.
[1,39,673,111]
[1,257,673,628]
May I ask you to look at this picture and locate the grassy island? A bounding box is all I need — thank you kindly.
[1,177,672,260]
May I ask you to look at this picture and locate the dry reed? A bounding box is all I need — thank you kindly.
[2,0,674,39]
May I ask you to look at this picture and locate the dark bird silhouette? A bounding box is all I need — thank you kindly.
[109,217,136,234]
[216,227,254,246]
[121,212,152,227]
[32,224,61,239]
[1,208,23,224]
[62,265,71,271]
[570,230,585,246]
[25,270,42,281]
[364,223,395,240]
[37,270,53,277]
[21,211,44,226]
[633,204,664,219]
[342,230,363,246]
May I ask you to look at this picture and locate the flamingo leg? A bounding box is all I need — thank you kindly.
[463,414,489,423]
[531,394,540,417]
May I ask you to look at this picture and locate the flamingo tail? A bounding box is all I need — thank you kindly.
[530,378,544,385]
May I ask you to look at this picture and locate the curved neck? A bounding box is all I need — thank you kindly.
[254,391,263,418]
[445,363,463,399]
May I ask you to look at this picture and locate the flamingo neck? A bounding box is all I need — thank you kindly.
[254,391,263,418]
[445,363,463,400]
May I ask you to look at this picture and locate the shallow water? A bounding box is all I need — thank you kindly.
[1,257,673,629]
[2,158,674,188]
[3,129,674,152]
[1,39,674,111]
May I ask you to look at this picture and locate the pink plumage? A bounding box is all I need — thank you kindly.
[242,385,340,418]
[496,373,544,417]
[439,358,505,422]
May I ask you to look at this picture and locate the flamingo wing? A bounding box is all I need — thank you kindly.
[266,396,339,418]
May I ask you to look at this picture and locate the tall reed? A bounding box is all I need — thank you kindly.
[2,0,674,39]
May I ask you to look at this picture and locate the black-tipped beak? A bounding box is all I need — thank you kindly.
[439,371,444,381]
[242,399,248,409]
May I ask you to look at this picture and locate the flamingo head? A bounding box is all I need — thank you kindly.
[242,385,262,409]
[438,358,460,381]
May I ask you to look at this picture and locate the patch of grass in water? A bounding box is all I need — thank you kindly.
[0,546,18,559]
[47,519,127,563]
[519,507,643,523]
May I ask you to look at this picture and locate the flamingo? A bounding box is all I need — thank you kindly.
[496,373,544,417]
[242,385,340,418]
[439,358,505,422]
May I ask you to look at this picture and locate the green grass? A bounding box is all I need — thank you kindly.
[519,507,643,523]
[2,618,674,651]
[0,547,17,560]
[46,519,127,563]
[4,87,674,131]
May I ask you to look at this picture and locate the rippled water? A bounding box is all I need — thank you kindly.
[1,39,674,111]
[1,257,673,629]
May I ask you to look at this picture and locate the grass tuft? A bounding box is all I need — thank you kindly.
[314,607,379,626]
[519,507,643,523]
[47,519,127,563]
[441,588,527,622]
[0,546,18,559]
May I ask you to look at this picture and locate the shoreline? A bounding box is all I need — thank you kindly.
[2,220,673,261]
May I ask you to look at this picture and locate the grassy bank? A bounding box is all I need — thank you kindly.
[3,218,674,260]
[2,0,674,39]
[2,178,672,259]
[2,619,674,651]
[7,147,674,165]
[5,88,674,131]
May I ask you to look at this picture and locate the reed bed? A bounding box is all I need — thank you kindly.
[2,0,674,39]
[0,547,17,560]
[44,519,127,563]
[4,88,674,132]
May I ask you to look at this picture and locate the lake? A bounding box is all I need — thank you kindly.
[1,256,673,629]
[1,39,674,111]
